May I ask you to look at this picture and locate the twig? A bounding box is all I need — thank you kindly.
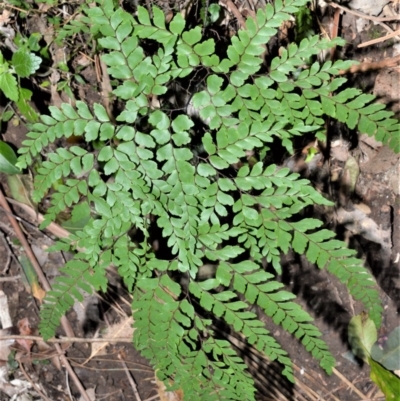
[339,54,400,74]
[358,28,400,48]
[0,208,40,233]
[330,2,400,22]
[0,190,72,331]
[0,275,21,282]
[0,187,92,401]
[0,231,12,274]
[0,2,35,14]
[19,361,53,401]
[65,371,74,401]
[118,353,142,401]
[99,56,115,123]
[330,7,341,61]
[142,395,160,401]
[292,365,341,401]
[374,19,400,38]
[330,1,400,43]
[219,0,246,27]
[5,197,72,240]
[332,367,368,399]
[0,334,133,343]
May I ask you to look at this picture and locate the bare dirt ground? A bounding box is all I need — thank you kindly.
[0,1,400,401]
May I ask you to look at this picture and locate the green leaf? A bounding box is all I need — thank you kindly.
[194,39,215,57]
[198,163,216,177]
[16,88,39,122]
[170,13,185,35]
[208,4,221,23]
[93,103,110,122]
[182,27,202,45]
[348,313,377,363]
[202,133,216,155]
[371,326,400,371]
[0,141,21,175]
[369,357,400,401]
[11,51,42,77]
[0,72,19,101]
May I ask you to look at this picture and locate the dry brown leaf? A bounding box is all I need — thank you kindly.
[35,338,62,371]
[0,10,11,25]
[16,318,33,353]
[83,317,134,364]
[79,387,96,401]
[76,53,92,67]
[155,375,184,401]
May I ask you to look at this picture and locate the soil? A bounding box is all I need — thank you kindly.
[0,1,399,401]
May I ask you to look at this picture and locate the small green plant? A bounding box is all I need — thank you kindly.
[349,314,400,400]
[16,0,399,399]
[0,40,41,122]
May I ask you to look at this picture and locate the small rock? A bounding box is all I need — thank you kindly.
[349,0,391,16]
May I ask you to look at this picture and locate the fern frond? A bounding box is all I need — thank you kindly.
[40,258,107,340]
[16,0,399,398]
[290,218,383,327]
[133,278,254,400]
[189,279,294,381]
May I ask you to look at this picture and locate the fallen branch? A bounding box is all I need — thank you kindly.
[5,197,72,240]
[0,188,92,401]
[0,334,133,343]
[339,54,400,74]
[332,367,368,400]
[118,353,142,401]
[358,28,400,48]
[330,2,400,22]
[219,0,246,27]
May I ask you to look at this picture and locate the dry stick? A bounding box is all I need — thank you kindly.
[339,54,400,74]
[19,360,53,401]
[330,2,400,42]
[292,365,341,401]
[5,197,75,241]
[142,395,161,401]
[332,367,367,399]
[0,334,133,343]
[358,28,400,47]
[0,275,21,282]
[330,6,341,60]
[330,2,400,22]
[292,378,318,401]
[99,57,115,123]
[373,18,400,39]
[118,353,142,401]
[0,188,92,401]
[0,190,74,336]
[0,231,12,274]
[219,0,246,27]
